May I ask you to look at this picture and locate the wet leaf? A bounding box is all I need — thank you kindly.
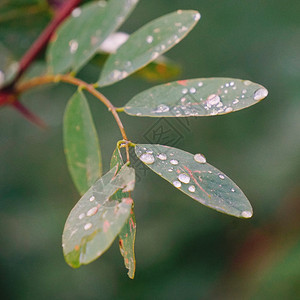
[110,146,136,279]
[63,164,135,268]
[98,10,200,87]
[47,0,139,74]
[124,78,268,117]
[63,90,102,196]
[135,144,253,218]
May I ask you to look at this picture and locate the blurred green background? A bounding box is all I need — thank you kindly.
[1,0,300,299]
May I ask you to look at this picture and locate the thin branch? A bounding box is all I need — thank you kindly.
[16,74,129,143]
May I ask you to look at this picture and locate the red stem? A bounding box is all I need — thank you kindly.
[9,0,81,87]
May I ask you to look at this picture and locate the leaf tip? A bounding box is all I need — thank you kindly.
[240,210,253,219]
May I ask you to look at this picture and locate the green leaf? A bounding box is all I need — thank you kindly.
[63,164,135,268]
[124,78,268,117]
[63,90,102,196]
[135,144,253,218]
[47,0,139,74]
[98,10,200,87]
[110,145,136,279]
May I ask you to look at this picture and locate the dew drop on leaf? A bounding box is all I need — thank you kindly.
[241,211,252,218]
[173,180,182,188]
[140,153,155,164]
[170,159,179,165]
[84,223,93,230]
[157,153,167,160]
[194,153,206,164]
[188,185,196,192]
[178,173,190,184]
[253,88,268,101]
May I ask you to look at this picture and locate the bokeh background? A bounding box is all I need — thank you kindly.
[1,0,300,299]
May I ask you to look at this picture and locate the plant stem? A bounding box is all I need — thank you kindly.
[16,74,130,160]
[7,0,81,87]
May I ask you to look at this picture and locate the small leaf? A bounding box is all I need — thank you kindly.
[47,0,139,74]
[63,90,102,196]
[110,145,136,279]
[124,78,268,117]
[63,164,135,268]
[135,144,253,218]
[98,10,200,87]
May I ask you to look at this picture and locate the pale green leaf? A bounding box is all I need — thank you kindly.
[98,10,200,87]
[110,145,136,279]
[63,164,135,268]
[63,90,102,196]
[47,0,139,74]
[125,78,268,117]
[135,144,253,218]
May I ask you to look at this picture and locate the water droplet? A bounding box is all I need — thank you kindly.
[225,83,230,87]
[198,81,203,87]
[231,188,235,192]
[79,213,85,220]
[194,12,201,21]
[254,88,268,101]
[207,94,221,106]
[181,97,186,103]
[72,8,81,18]
[146,150,153,154]
[87,206,98,217]
[157,153,167,160]
[190,87,196,94]
[168,168,173,172]
[69,40,78,54]
[224,89,228,94]
[182,88,188,94]
[173,180,181,188]
[242,89,247,94]
[146,35,153,44]
[170,159,178,165]
[100,32,129,53]
[140,153,155,164]
[84,223,92,230]
[89,196,95,202]
[154,104,169,113]
[243,80,251,86]
[233,99,239,104]
[194,153,206,163]
[225,107,233,113]
[151,52,159,60]
[230,81,235,86]
[188,185,196,192]
[241,211,252,218]
[178,173,190,184]
[218,174,225,180]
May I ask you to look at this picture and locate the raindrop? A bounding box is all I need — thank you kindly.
[168,168,173,172]
[198,82,203,87]
[242,89,247,94]
[146,35,153,44]
[182,88,188,94]
[243,80,251,86]
[225,83,229,87]
[194,153,206,163]
[254,88,268,101]
[224,89,228,94]
[173,180,181,188]
[151,52,159,60]
[178,173,190,184]
[181,97,186,103]
[154,104,170,113]
[140,153,155,164]
[231,188,235,192]
[218,174,225,180]
[84,223,93,230]
[188,185,196,192]
[233,99,239,104]
[230,81,234,86]
[78,213,85,220]
[207,94,221,106]
[241,211,252,218]
[190,87,196,94]
[87,206,98,217]
[72,8,81,18]
[69,40,78,54]
[225,107,233,113]
[194,12,201,21]
[170,159,178,165]
[157,153,167,160]
[89,196,95,202]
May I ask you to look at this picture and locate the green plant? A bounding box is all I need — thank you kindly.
[0,0,268,279]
